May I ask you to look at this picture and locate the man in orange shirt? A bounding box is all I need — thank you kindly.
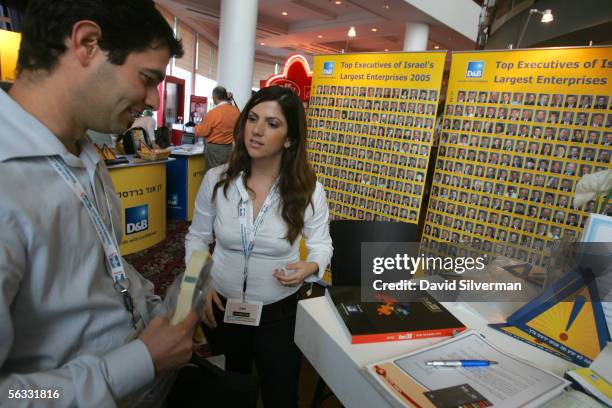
[196,86,240,170]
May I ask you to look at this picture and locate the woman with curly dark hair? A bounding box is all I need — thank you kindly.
[185,86,332,407]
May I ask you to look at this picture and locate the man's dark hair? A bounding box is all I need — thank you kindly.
[212,86,229,101]
[17,0,183,73]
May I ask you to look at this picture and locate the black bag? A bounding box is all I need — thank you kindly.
[119,127,150,154]
[166,354,259,408]
[155,126,171,149]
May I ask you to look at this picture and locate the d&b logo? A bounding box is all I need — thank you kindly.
[466,61,484,78]
[322,61,334,75]
[125,204,149,235]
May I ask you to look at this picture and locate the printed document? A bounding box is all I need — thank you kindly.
[364,330,568,408]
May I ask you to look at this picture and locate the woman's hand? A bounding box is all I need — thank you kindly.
[202,287,224,328]
[273,261,319,287]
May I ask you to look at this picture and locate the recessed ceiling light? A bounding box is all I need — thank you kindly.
[371,27,378,32]
[434,45,440,49]
[383,4,390,9]
[384,48,389,52]
[335,0,342,4]
[281,11,288,16]
[260,42,265,45]
[317,35,323,38]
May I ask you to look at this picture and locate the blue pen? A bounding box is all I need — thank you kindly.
[425,360,498,367]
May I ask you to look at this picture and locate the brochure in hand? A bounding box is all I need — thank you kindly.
[171,250,212,325]
[326,286,465,344]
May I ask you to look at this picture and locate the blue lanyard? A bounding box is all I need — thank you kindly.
[238,181,279,302]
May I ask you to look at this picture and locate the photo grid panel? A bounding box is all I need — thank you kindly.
[422,49,612,267]
[307,52,447,225]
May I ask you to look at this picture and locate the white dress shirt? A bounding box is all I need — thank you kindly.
[0,89,163,407]
[186,165,333,305]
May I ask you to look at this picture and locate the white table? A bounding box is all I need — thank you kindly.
[295,297,577,408]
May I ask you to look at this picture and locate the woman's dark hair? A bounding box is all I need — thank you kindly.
[214,86,316,244]
[17,0,183,73]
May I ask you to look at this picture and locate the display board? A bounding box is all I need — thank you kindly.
[308,52,446,223]
[423,47,612,265]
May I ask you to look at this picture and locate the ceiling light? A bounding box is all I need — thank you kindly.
[517,8,554,47]
[371,28,378,32]
[281,11,288,16]
[384,48,389,52]
[540,9,553,23]
[317,35,323,39]
[348,26,356,38]
[383,4,390,9]
[335,0,342,4]
[434,45,440,49]
[260,42,265,45]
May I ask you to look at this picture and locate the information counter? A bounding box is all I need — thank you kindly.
[166,144,206,221]
[108,157,170,255]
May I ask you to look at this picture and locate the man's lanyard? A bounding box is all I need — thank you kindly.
[47,155,137,328]
[238,182,279,303]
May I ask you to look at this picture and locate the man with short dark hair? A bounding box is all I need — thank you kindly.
[0,1,200,406]
[196,85,240,170]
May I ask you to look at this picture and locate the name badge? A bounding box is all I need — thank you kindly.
[223,299,263,326]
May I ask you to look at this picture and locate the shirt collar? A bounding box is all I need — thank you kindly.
[212,100,228,110]
[235,173,250,202]
[0,89,99,168]
[234,171,280,204]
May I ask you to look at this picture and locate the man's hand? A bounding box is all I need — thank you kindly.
[202,287,224,329]
[139,311,199,375]
[273,261,318,287]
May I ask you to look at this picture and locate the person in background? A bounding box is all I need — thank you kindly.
[186,86,333,407]
[130,108,157,143]
[196,85,240,170]
[0,1,202,406]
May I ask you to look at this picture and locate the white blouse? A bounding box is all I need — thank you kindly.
[185,165,333,305]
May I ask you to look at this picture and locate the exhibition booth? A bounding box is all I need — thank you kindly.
[166,145,206,221]
[107,158,169,255]
[2,22,609,284]
[2,22,611,404]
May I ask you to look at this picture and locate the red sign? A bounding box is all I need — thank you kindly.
[272,78,301,95]
[260,54,312,102]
